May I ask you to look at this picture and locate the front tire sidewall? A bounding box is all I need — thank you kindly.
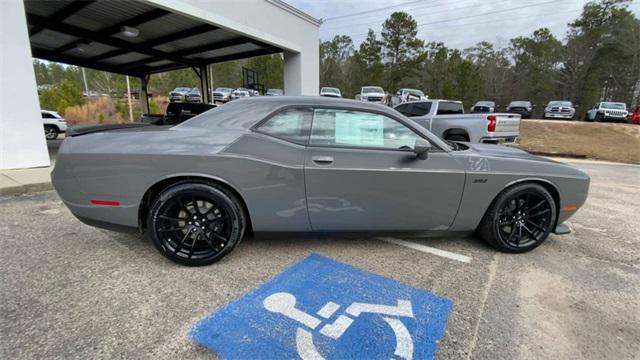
[480,183,557,253]
[147,182,245,266]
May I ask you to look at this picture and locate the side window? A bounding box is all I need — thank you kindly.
[411,102,432,116]
[395,103,412,117]
[310,109,419,150]
[42,112,55,119]
[257,108,312,144]
[436,102,464,115]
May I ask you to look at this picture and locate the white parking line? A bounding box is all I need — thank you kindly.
[378,237,472,263]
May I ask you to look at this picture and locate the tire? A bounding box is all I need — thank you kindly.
[44,125,59,140]
[477,183,557,253]
[446,134,468,142]
[147,181,246,266]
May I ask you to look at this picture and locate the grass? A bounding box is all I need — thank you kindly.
[519,119,640,164]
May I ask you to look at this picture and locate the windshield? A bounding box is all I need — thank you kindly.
[175,87,190,92]
[510,101,530,107]
[215,88,233,93]
[601,102,626,109]
[548,101,573,107]
[362,87,383,94]
[476,101,494,106]
[321,87,340,94]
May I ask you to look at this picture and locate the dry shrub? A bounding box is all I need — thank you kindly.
[64,97,126,125]
[64,95,171,125]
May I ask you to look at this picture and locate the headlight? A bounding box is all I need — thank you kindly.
[527,107,532,111]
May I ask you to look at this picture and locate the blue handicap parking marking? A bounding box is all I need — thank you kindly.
[191,254,453,360]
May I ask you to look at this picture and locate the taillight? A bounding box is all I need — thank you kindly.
[487,115,497,132]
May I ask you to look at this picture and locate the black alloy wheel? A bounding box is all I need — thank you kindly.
[148,182,245,265]
[478,183,557,253]
[45,126,59,140]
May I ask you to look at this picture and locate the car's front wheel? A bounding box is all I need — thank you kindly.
[477,183,557,253]
[148,181,246,265]
[44,125,59,140]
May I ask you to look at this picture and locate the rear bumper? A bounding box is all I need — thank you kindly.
[480,135,519,145]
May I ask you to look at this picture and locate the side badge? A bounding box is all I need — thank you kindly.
[473,179,488,184]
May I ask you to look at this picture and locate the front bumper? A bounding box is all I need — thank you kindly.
[545,112,574,119]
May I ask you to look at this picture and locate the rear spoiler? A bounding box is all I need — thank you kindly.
[67,123,150,137]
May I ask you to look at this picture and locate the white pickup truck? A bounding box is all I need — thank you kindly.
[394,99,520,144]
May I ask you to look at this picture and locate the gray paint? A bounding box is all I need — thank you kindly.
[51,96,590,235]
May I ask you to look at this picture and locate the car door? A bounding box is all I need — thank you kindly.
[304,107,466,231]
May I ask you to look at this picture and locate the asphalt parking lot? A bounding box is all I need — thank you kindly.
[1,159,638,359]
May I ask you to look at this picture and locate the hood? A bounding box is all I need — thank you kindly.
[465,143,560,163]
[455,143,589,179]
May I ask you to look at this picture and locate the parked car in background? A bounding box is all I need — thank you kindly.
[53,96,589,265]
[506,101,533,119]
[396,88,427,102]
[630,105,640,125]
[169,87,192,102]
[42,110,67,140]
[395,99,520,144]
[213,87,234,103]
[230,88,251,100]
[320,87,342,98]
[471,101,497,113]
[186,88,201,103]
[266,89,284,96]
[584,101,629,122]
[140,102,216,126]
[543,100,576,120]
[359,86,385,103]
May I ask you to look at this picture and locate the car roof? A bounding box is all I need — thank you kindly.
[180,96,404,131]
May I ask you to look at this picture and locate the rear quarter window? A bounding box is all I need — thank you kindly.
[436,102,464,115]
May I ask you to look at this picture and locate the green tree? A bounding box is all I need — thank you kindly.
[380,11,424,90]
[38,79,84,114]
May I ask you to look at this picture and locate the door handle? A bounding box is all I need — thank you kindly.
[312,156,334,165]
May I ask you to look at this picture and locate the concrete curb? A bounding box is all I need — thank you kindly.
[527,151,588,159]
[0,182,53,197]
[0,166,54,197]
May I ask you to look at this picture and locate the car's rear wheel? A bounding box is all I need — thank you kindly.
[147,182,245,266]
[44,125,59,140]
[477,183,557,253]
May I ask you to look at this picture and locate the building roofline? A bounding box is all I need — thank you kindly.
[265,0,321,27]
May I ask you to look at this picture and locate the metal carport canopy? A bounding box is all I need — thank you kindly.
[24,0,283,97]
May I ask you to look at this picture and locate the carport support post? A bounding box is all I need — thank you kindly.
[199,65,210,104]
[140,75,150,115]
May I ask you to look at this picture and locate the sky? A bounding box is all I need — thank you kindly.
[286,0,640,50]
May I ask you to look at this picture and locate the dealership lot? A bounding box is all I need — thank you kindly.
[1,159,638,359]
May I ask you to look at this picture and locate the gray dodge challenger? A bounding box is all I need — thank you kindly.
[52,96,590,265]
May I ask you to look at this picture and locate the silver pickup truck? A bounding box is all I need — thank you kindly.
[395,99,521,144]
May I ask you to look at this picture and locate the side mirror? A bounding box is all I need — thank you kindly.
[413,139,432,160]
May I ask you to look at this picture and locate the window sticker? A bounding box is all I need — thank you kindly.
[335,112,384,146]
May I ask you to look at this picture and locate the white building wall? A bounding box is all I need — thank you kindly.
[0,0,50,170]
[146,0,320,95]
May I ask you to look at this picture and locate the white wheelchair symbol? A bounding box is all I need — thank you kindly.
[263,292,415,360]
